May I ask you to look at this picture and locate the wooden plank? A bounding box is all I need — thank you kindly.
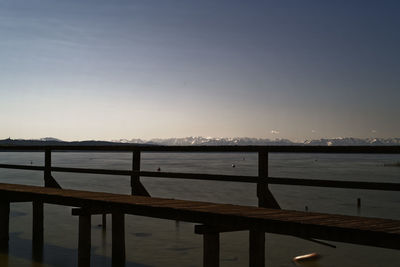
[78,213,91,267]
[0,184,400,250]
[112,212,125,267]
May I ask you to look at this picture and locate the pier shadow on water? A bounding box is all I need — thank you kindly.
[1,232,150,267]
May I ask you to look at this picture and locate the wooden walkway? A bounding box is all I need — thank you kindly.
[1,183,400,266]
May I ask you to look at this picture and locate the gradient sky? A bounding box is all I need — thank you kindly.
[1,0,399,141]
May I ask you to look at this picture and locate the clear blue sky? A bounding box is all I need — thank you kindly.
[1,0,399,141]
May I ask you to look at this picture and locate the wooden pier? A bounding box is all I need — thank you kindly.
[1,183,400,267]
[1,144,400,266]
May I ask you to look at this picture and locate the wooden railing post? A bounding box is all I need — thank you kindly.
[44,149,51,186]
[131,151,150,196]
[78,213,91,267]
[257,151,280,209]
[0,201,10,251]
[44,149,61,189]
[112,212,125,267]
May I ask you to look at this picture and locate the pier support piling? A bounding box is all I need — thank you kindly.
[203,232,220,267]
[249,230,265,267]
[78,213,91,267]
[0,201,10,251]
[112,212,125,267]
[32,201,44,261]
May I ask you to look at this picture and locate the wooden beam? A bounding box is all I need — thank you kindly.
[72,208,112,216]
[2,162,400,191]
[131,152,150,196]
[32,201,44,261]
[2,144,400,154]
[249,230,265,267]
[44,149,61,189]
[258,151,280,209]
[1,183,400,250]
[112,212,125,267]
[195,224,246,234]
[0,201,10,251]
[203,232,219,267]
[78,213,91,267]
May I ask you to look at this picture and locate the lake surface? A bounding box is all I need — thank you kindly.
[0,152,400,266]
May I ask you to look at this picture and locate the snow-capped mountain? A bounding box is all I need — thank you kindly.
[111,137,400,146]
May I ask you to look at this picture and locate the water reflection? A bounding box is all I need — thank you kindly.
[5,232,150,267]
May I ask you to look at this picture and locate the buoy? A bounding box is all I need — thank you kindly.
[293,252,320,262]
[157,167,161,172]
[232,164,235,168]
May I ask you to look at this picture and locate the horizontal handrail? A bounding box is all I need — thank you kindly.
[139,171,257,182]
[0,164,44,171]
[267,177,400,191]
[0,163,258,182]
[0,145,400,153]
[1,163,399,191]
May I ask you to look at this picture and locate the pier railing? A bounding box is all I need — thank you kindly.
[0,145,399,208]
[1,145,400,267]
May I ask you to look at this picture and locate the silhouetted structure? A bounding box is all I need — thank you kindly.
[0,145,400,267]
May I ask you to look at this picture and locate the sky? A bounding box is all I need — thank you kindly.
[0,0,399,141]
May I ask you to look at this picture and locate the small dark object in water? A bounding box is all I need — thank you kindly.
[97,224,102,227]
[157,167,161,171]
[232,164,235,168]
[305,206,308,211]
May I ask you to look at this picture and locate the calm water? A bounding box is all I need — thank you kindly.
[0,152,400,266]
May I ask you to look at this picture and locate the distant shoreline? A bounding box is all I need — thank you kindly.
[1,137,400,146]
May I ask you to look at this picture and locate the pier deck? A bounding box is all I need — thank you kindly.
[1,183,400,266]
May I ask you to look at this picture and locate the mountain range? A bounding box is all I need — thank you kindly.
[112,136,400,146]
[1,136,399,146]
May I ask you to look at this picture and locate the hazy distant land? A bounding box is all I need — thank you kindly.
[1,137,399,146]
